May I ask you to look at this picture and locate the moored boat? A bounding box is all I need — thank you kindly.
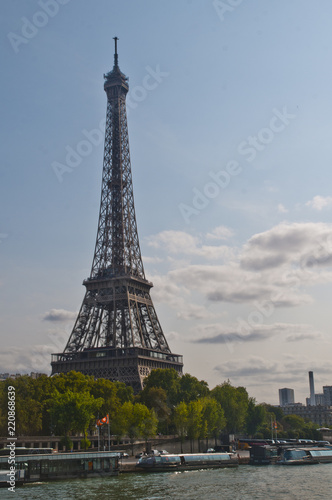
[0,450,120,485]
[136,452,238,472]
[278,447,332,465]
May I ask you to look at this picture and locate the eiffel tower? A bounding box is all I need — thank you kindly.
[51,38,183,392]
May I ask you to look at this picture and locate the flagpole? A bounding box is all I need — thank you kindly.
[98,414,100,452]
[108,415,110,451]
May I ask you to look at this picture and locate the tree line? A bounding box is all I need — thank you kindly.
[0,369,321,450]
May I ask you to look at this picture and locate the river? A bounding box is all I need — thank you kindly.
[2,465,332,499]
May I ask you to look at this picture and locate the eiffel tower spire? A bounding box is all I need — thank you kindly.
[51,39,183,391]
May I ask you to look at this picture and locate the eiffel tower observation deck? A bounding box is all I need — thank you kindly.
[51,39,183,392]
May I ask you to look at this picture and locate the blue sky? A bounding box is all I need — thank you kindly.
[2,0,332,404]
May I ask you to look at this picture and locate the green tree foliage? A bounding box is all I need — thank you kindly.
[142,368,180,406]
[0,375,47,435]
[211,381,249,433]
[52,371,94,394]
[49,389,103,439]
[110,402,130,441]
[263,404,284,422]
[90,378,120,421]
[0,372,131,440]
[187,399,204,452]
[174,402,189,452]
[178,374,210,404]
[138,387,171,434]
[200,397,226,442]
[0,371,325,446]
[112,402,157,453]
[246,399,266,437]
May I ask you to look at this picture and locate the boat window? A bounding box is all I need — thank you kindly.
[310,450,332,457]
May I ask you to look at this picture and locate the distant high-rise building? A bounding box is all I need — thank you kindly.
[306,393,325,406]
[279,387,295,406]
[282,404,332,426]
[315,393,325,406]
[308,371,316,406]
[323,386,332,406]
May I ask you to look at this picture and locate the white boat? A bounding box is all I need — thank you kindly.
[278,447,332,465]
[136,452,238,472]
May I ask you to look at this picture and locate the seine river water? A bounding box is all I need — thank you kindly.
[3,465,332,500]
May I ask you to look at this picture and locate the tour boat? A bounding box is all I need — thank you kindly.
[136,452,238,472]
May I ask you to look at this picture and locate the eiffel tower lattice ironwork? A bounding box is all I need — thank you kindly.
[51,38,183,392]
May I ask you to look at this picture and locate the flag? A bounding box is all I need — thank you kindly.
[97,414,109,426]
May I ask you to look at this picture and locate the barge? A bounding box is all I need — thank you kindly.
[249,443,332,466]
[0,450,119,485]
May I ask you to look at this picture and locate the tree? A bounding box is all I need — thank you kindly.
[142,368,180,406]
[173,402,189,453]
[211,381,249,433]
[74,392,103,445]
[200,398,226,448]
[114,381,134,404]
[49,390,79,438]
[111,403,130,443]
[113,402,157,454]
[263,404,284,422]
[52,371,94,394]
[1,376,43,435]
[90,378,120,421]
[187,400,204,452]
[246,399,266,437]
[140,409,158,451]
[283,414,305,429]
[178,374,210,404]
[49,390,103,446]
[138,387,171,434]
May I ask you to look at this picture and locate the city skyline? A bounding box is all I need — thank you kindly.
[2,1,332,404]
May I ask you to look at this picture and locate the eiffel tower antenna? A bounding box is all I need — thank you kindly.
[51,40,183,391]
[113,36,118,67]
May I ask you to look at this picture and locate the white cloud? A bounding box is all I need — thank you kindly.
[147,230,198,254]
[170,263,312,307]
[240,222,332,271]
[142,255,164,264]
[306,195,332,211]
[206,225,234,241]
[146,229,235,260]
[0,345,54,375]
[42,309,77,322]
[277,203,288,213]
[145,223,332,314]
